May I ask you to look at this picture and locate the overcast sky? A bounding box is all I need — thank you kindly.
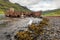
[9,0,60,11]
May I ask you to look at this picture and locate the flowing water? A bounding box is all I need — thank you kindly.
[0,15,60,40]
[0,16,42,40]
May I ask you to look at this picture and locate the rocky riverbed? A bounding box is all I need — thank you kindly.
[0,17,43,40]
[38,17,60,40]
[0,16,60,40]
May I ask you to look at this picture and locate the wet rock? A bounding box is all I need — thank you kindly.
[0,17,60,40]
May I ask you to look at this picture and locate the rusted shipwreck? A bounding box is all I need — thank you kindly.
[5,8,42,17]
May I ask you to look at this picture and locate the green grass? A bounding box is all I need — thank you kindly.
[42,9,60,16]
[0,0,31,14]
[42,13,60,16]
[0,11,4,14]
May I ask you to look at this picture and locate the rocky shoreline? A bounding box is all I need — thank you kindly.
[0,17,60,40]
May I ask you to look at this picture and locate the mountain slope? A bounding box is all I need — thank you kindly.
[42,9,60,16]
[0,0,31,14]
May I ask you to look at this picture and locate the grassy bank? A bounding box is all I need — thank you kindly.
[42,13,60,16]
[0,10,4,14]
[42,9,60,16]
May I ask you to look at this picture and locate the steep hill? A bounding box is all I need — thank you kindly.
[0,0,31,14]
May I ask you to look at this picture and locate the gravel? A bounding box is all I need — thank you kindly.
[0,17,60,40]
[37,17,60,40]
[0,17,42,40]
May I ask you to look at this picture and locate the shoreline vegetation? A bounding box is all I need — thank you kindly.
[0,10,4,14]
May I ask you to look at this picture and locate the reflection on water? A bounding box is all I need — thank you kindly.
[0,14,5,20]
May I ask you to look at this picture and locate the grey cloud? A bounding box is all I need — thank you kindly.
[9,0,60,11]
